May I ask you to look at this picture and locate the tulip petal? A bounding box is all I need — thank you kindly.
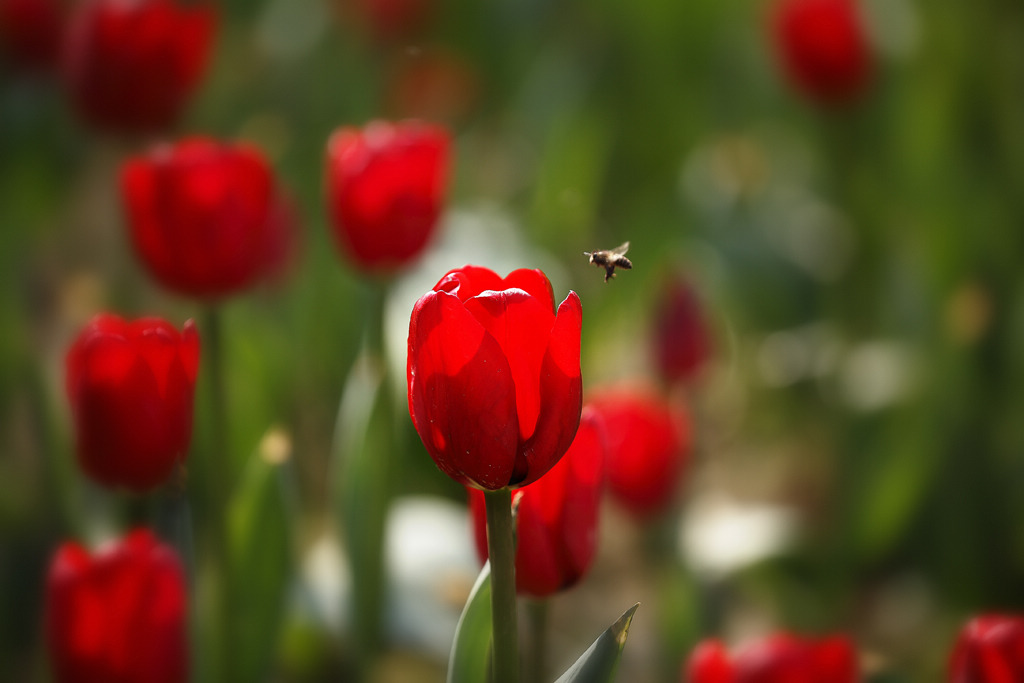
[517,291,582,487]
[515,498,564,597]
[463,288,555,448]
[408,290,519,489]
[433,265,505,301]
[686,640,734,683]
[501,269,555,313]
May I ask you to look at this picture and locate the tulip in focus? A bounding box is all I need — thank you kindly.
[685,634,859,683]
[469,407,607,597]
[771,0,871,105]
[63,0,215,132]
[949,614,1024,683]
[407,266,583,490]
[0,0,62,70]
[326,120,450,273]
[589,388,690,519]
[121,137,298,300]
[45,529,188,683]
[652,275,712,384]
[66,314,199,491]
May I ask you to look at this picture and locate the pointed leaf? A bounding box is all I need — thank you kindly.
[447,561,493,683]
[332,352,395,658]
[553,603,639,683]
[226,431,294,683]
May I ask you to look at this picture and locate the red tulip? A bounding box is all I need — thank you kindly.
[45,529,188,683]
[588,388,690,519]
[469,407,606,597]
[66,314,199,491]
[63,0,215,132]
[326,120,450,273]
[685,634,859,683]
[0,0,63,70]
[652,275,712,384]
[407,265,583,490]
[339,0,433,42]
[949,615,1024,683]
[771,0,871,105]
[121,137,298,299]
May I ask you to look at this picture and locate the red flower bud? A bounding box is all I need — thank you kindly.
[949,615,1024,683]
[771,0,871,106]
[45,529,188,683]
[652,275,712,384]
[338,0,434,42]
[407,266,583,490]
[326,120,450,273]
[0,0,63,70]
[63,0,215,132]
[121,137,298,300]
[588,388,690,519]
[469,407,607,597]
[685,634,859,683]
[66,314,199,491]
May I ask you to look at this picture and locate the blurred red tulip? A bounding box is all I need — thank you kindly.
[45,529,188,683]
[949,615,1024,683]
[385,47,480,124]
[340,0,433,42]
[63,0,215,132]
[326,120,450,273]
[407,266,582,490]
[121,137,298,299]
[652,275,712,384]
[771,0,871,105]
[469,407,607,597]
[588,388,690,519]
[66,314,199,491]
[685,634,859,683]
[0,0,63,69]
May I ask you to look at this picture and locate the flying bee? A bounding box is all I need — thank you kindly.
[584,241,632,282]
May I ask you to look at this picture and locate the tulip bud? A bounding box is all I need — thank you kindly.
[652,275,712,384]
[770,0,871,106]
[469,407,607,597]
[326,120,450,273]
[66,314,199,491]
[121,137,298,300]
[949,615,1024,683]
[45,530,188,683]
[588,388,690,519]
[407,266,583,490]
[62,0,215,132]
[685,634,859,683]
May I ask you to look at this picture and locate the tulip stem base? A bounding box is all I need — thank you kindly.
[484,487,519,683]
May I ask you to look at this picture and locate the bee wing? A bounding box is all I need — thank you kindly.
[610,241,630,256]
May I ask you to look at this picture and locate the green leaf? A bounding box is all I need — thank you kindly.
[332,352,396,666]
[447,561,493,683]
[552,603,639,683]
[226,431,294,683]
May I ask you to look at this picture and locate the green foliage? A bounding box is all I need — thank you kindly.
[553,604,638,683]
[447,562,492,683]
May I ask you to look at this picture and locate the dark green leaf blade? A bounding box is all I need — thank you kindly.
[552,603,639,683]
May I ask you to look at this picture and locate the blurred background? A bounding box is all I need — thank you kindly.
[3,0,1024,680]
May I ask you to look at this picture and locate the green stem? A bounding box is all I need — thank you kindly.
[201,306,233,683]
[526,599,549,683]
[483,488,519,683]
